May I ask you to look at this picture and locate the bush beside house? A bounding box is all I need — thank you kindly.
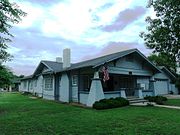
[144,96,167,105]
[93,97,129,110]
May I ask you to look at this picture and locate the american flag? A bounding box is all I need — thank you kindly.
[102,65,109,82]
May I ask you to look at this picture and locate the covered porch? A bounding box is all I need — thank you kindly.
[79,71,150,106]
[102,74,141,98]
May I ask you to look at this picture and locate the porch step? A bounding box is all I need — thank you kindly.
[127,98,148,104]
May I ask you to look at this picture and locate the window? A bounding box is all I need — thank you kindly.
[72,75,78,86]
[82,75,92,91]
[44,77,53,89]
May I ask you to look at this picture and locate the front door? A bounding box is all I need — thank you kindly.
[119,76,136,96]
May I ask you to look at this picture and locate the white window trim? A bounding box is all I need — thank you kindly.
[44,77,53,90]
[72,75,78,86]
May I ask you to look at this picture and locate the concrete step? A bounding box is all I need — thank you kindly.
[127,98,148,104]
[127,98,142,101]
[129,100,148,104]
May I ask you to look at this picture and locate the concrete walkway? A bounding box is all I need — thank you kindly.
[154,104,180,110]
[163,94,180,99]
[131,102,180,110]
[130,102,155,106]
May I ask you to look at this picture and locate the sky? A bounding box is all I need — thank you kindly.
[6,0,155,76]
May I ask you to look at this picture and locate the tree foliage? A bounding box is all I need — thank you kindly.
[141,0,180,67]
[0,0,26,87]
[148,53,176,71]
[0,65,13,87]
[0,0,26,62]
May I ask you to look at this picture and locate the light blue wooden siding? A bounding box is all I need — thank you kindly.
[137,77,154,97]
[79,92,89,104]
[142,91,153,97]
[34,75,43,97]
[104,91,121,99]
[72,86,78,102]
[20,80,29,92]
[137,77,150,90]
[154,79,169,95]
[153,73,170,95]
[71,74,78,102]
[59,73,70,102]
[106,55,153,76]
[115,57,142,69]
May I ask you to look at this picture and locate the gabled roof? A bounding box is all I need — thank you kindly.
[158,66,176,81]
[41,60,63,73]
[63,48,161,72]
[22,48,161,80]
[33,60,63,76]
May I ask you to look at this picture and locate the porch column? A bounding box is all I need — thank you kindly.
[86,71,105,107]
[150,76,156,96]
[134,88,143,98]
[120,88,126,98]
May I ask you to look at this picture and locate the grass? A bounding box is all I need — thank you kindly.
[1,93,180,135]
[164,99,180,107]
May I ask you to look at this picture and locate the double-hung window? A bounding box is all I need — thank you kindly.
[72,75,78,86]
[44,77,53,90]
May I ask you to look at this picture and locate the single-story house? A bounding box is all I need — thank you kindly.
[19,48,178,106]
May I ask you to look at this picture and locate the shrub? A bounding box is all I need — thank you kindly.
[144,96,167,105]
[93,97,129,110]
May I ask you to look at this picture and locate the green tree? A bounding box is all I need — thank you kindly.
[148,53,176,72]
[0,0,26,62]
[0,65,13,87]
[0,0,26,87]
[140,0,180,71]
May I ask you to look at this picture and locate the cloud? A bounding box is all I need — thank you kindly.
[101,6,146,32]
[6,0,152,75]
[81,41,152,61]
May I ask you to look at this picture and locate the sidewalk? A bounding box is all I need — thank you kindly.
[155,104,180,110]
[131,102,180,110]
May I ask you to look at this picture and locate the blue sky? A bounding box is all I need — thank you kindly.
[7,0,155,75]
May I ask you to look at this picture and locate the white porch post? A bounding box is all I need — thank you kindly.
[135,89,143,98]
[120,89,126,98]
[86,71,105,107]
[150,76,156,96]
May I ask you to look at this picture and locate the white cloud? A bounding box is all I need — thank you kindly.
[12,1,45,28]
[7,0,153,75]
[41,0,134,45]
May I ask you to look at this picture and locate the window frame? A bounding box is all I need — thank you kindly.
[72,75,78,86]
[44,76,53,90]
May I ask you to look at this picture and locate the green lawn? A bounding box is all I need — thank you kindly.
[1,93,180,135]
[164,99,180,107]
